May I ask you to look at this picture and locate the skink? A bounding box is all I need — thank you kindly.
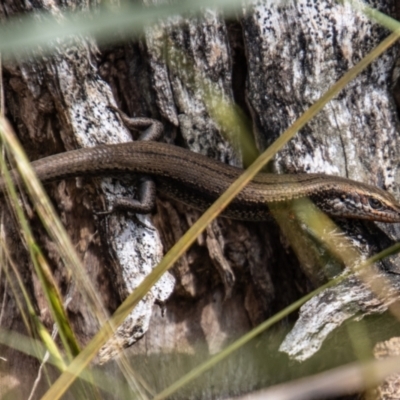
[1,115,400,223]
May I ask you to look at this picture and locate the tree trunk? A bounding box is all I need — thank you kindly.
[0,0,400,399]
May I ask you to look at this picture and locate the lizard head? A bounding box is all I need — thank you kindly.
[311,183,400,223]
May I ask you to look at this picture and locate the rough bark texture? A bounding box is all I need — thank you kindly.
[367,337,400,400]
[245,0,400,362]
[0,0,400,399]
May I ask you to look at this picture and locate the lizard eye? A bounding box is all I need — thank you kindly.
[369,197,383,210]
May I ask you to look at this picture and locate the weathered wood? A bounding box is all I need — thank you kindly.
[1,0,400,398]
[241,0,400,365]
[370,337,400,400]
[0,0,175,392]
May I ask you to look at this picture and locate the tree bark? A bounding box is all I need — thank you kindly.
[0,0,400,399]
